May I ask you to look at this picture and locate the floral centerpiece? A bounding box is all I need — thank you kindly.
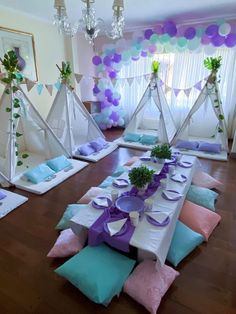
[151,144,171,163]
[128,165,155,191]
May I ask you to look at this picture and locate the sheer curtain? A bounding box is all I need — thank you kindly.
[117,49,236,138]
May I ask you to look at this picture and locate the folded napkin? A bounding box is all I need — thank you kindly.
[113,179,128,187]
[93,197,109,207]
[171,173,187,183]
[107,218,127,236]
[146,212,169,224]
[178,161,192,168]
[163,190,183,200]
[0,190,7,201]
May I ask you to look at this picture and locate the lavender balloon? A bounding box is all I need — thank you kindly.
[163,21,177,37]
[92,55,102,65]
[211,34,225,47]
[144,29,153,40]
[225,33,236,47]
[184,27,196,40]
[205,24,218,38]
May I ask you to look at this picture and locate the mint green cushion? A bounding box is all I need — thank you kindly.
[167,221,204,267]
[56,204,87,230]
[111,166,126,177]
[23,163,55,184]
[47,155,72,172]
[140,134,158,145]
[123,133,141,142]
[186,185,218,211]
[55,244,136,305]
[98,176,113,188]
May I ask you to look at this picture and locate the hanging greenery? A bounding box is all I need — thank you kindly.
[56,61,72,87]
[0,50,28,166]
[204,56,222,72]
[151,60,160,74]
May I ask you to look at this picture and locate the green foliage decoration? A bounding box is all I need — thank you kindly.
[56,61,72,86]
[204,56,222,72]
[151,143,171,160]
[128,166,155,189]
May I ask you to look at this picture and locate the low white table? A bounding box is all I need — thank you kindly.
[70,155,198,267]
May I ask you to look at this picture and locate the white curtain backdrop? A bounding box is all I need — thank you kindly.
[116,48,236,138]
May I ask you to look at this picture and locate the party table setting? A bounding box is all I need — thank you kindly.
[70,153,198,267]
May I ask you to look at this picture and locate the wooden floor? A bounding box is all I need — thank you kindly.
[0,128,236,314]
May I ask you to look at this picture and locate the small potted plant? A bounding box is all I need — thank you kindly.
[56,61,72,87]
[128,165,155,194]
[151,143,172,164]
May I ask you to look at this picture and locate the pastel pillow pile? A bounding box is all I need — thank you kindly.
[23,155,71,184]
[124,260,179,314]
[77,137,108,156]
[123,132,158,145]
[175,139,222,153]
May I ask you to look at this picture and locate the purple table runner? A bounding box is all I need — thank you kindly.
[88,207,135,252]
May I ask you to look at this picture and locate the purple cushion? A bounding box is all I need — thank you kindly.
[0,190,7,200]
[175,139,199,150]
[198,142,221,153]
[78,143,95,156]
[90,137,107,152]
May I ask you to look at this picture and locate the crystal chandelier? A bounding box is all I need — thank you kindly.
[53,0,125,44]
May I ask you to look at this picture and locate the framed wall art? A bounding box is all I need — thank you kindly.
[0,26,38,81]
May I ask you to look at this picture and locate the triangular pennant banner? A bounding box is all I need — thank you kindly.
[173,88,181,97]
[93,77,99,85]
[25,78,36,92]
[159,79,165,87]
[36,84,44,95]
[120,79,126,88]
[54,81,61,91]
[127,77,134,86]
[75,73,83,84]
[45,84,53,96]
[194,80,202,91]
[112,79,118,87]
[184,88,192,98]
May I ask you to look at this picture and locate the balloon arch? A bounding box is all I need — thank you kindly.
[92,20,236,130]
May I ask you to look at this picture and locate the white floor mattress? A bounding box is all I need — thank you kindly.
[11,152,88,194]
[0,189,28,219]
[73,142,118,162]
[172,136,228,161]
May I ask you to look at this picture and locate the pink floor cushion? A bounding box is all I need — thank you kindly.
[123,260,179,314]
[123,156,140,166]
[179,200,221,241]
[192,171,223,191]
[47,228,87,258]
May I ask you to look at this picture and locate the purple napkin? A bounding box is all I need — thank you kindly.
[88,208,135,252]
[0,190,7,201]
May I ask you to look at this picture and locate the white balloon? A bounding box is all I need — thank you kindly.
[204,44,216,56]
[219,23,231,36]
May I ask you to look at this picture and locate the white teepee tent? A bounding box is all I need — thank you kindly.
[171,71,228,160]
[47,84,117,162]
[0,84,88,194]
[116,74,177,150]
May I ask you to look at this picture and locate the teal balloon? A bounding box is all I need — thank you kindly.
[188,37,200,51]
[160,34,170,44]
[196,27,204,38]
[150,34,159,44]
[122,50,131,61]
[135,43,142,51]
[131,47,140,57]
[141,39,150,50]
[177,37,187,47]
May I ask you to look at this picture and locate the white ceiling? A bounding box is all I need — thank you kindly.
[0,0,236,30]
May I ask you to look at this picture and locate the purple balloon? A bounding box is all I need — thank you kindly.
[107,96,113,103]
[92,55,102,66]
[211,34,225,47]
[103,56,112,66]
[109,71,117,79]
[104,88,112,97]
[110,111,119,122]
[205,24,218,38]
[93,85,100,95]
[144,29,153,40]
[225,33,236,47]
[184,27,196,40]
[113,53,122,63]
[148,44,157,53]
[112,99,119,106]
[100,101,107,109]
[163,21,177,37]
[141,51,148,57]
[131,56,140,61]
[201,34,211,45]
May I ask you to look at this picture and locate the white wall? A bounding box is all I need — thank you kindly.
[0,6,67,118]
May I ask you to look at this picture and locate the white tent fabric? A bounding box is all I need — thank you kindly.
[171,74,228,161]
[115,75,177,151]
[0,84,88,193]
[47,84,117,162]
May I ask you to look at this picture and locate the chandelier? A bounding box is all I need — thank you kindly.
[53,0,125,44]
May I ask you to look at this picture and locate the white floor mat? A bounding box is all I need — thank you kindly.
[0,189,28,219]
[73,142,118,162]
